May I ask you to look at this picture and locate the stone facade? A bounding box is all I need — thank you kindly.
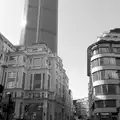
[0,33,73,120]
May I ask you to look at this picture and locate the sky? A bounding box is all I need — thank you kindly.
[0,0,120,99]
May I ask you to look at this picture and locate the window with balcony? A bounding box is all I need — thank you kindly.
[94,84,117,95]
[95,100,116,108]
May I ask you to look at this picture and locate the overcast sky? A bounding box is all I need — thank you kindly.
[0,0,120,99]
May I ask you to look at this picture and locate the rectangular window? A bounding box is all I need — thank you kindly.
[48,75,50,90]
[95,100,104,108]
[7,72,16,89]
[108,84,116,94]
[34,73,41,89]
[30,74,32,90]
[5,56,8,62]
[113,47,120,53]
[34,84,41,89]
[23,56,26,62]
[92,49,99,55]
[9,56,16,61]
[109,58,116,65]
[22,72,26,89]
[7,81,16,89]
[99,47,110,53]
[42,73,45,89]
[104,100,116,107]
[8,72,16,78]
[116,58,120,66]
[102,85,108,95]
[3,72,7,86]
[42,93,44,98]
[113,48,118,53]
[34,74,41,81]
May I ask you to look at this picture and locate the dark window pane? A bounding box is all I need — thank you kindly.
[116,58,120,66]
[102,85,108,95]
[95,86,102,95]
[23,72,26,89]
[95,100,104,108]
[34,84,40,89]
[108,85,116,94]
[34,74,41,80]
[104,100,116,107]
[9,56,16,61]
[48,75,50,90]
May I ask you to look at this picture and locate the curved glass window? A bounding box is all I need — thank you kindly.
[92,70,119,81]
[95,100,116,108]
[92,47,110,56]
[94,84,117,95]
[113,47,120,53]
[91,57,116,68]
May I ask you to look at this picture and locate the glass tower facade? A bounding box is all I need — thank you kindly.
[20,0,58,54]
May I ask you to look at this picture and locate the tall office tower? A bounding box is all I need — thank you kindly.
[87,28,120,120]
[20,0,58,53]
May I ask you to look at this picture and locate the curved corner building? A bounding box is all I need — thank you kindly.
[87,28,120,120]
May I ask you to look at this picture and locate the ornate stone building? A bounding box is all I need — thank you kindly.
[0,33,73,120]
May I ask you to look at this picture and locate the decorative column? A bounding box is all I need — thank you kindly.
[43,100,47,120]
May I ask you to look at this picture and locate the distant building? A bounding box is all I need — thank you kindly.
[0,33,73,120]
[87,28,120,120]
[73,97,89,119]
